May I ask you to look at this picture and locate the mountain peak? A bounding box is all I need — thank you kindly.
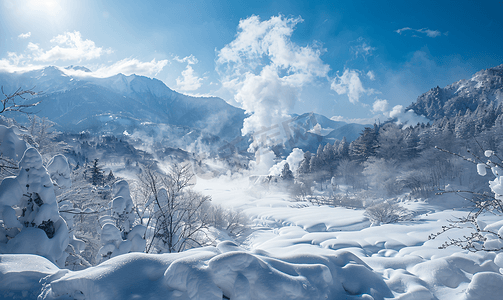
[65,65,91,73]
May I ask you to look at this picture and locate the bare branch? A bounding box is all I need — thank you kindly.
[1,86,42,114]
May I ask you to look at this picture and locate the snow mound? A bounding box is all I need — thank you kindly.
[0,254,59,299]
[463,272,503,300]
[4,241,393,300]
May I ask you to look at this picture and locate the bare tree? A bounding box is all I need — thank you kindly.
[138,163,212,253]
[0,87,41,176]
[1,86,41,114]
[0,156,18,178]
[22,115,70,163]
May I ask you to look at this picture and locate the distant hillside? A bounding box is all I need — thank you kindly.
[1,66,369,158]
[0,67,246,144]
[407,64,503,121]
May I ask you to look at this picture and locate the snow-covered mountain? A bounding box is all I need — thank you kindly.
[407,64,503,120]
[0,66,365,156]
[0,67,246,143]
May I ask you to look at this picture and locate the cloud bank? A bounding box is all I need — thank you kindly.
[92,58,169,77]
[0,31,170,78]
[32,31,112,62]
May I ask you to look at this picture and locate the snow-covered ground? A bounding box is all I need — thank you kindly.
[3,174,503,299]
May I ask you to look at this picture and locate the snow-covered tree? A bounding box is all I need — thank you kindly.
[0,147,69,267]
[280,162,294,182]
[350,125,379,161]
[0,125,27,180]
[55,164,110,266]
[96,180,146,263]
[90,159,104,186]
[46,154,72,191]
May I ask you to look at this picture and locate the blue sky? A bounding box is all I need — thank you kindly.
[1,0,502,127]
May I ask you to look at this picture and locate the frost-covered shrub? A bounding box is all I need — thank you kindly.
[431,149,503,251]
[209,205,250,238]
[364,201,412,225]
[0,147,69,267]
[330,194,366,209]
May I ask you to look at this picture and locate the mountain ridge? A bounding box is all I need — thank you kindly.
[407,64,503,120]
[0,66,368,157]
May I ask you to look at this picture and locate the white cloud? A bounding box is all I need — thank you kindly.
[385,105,429,128]
[395,27,444,38]
[394,107,429,127]
[268,148,304,176]
[367,70,375,81]
[173,55,198,65]
[421,29,441,38]
[33,31,112,62]
[176,65,203,91]
[372,98,388,113]
[216,14,330,137]
[389,105,404,118]
[350,37,375,60]
[174,54,203,91]
[18,32,31,39]
[331,69,376,104]
[91,58,169,77]
[26,42,40,52]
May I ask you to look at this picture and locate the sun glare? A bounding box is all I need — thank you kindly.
[26,0,64,16]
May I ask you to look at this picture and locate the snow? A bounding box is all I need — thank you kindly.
[2,120,503,298]
[463,272,503,300]
[3,242,396,300]
[0,147,69,267]
[46,154,72,190]
[0,125,27,161]
[96,180,145,263]
[0,254,59,299]
[2,173,502,299]
[477,163,487,176]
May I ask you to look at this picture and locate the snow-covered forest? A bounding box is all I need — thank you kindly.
[1,64,503,300]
